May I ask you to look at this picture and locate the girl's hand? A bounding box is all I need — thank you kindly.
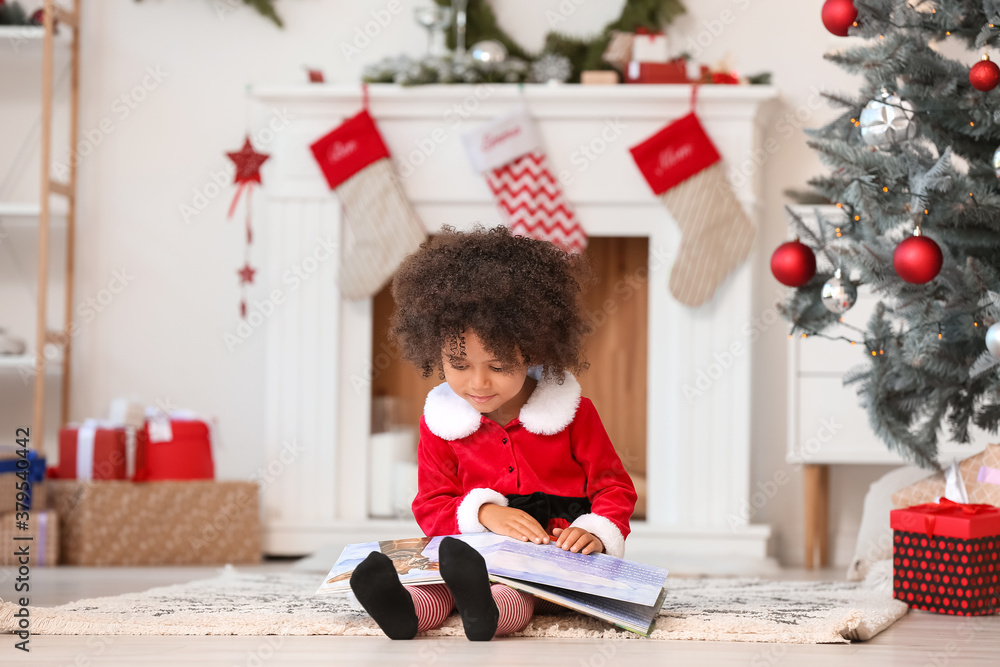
[478,504,551,544]
[552,526,604,555]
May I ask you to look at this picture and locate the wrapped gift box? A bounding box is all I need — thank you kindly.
[625,59,688,84]
[56,423,133,480]
[891,500,1000,616]
[136,414,214,481]
[631,29,669,62]
[0,509,59,566]
[48,480,261,565]
[0,447,46,510]
[893,443,1000,509]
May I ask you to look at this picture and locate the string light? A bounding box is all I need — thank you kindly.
[836,202,843,208]
[946,31,951,35]
[790,301,995,352]
[835,226,842,237]
[882,186,889,192]
[854,215,861,221]
[924,209,929,214]
[971,121,975,126]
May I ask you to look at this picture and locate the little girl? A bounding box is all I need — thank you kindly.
[350,225,638,641]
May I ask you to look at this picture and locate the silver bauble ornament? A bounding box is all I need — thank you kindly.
[821,270,857,314]
[859,90,916,147]
[986,322,1000,357]
[993,145,1000,179]
[531,53,572,84]
[470,40,507,66]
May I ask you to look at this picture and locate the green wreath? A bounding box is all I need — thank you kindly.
[434,0,686,82]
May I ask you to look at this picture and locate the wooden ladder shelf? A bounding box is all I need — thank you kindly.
[32,0,81,447]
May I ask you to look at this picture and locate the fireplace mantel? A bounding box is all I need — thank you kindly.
[250,83,778,568]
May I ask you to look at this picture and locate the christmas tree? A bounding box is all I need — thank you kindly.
[777,0,1000,469]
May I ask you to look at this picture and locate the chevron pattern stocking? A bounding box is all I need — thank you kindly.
[484,151,587,254]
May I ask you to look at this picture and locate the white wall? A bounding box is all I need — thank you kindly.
[0,0,958,566]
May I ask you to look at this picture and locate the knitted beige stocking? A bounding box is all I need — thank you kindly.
[631,107,755,307]
[659,162,755,306]
[311,110,426,300]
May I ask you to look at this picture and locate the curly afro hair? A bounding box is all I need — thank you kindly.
[389,225,593,382]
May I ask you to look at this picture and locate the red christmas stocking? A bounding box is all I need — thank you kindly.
[310,110,427,300]
[630,111,755,307]
[463,108,587,253]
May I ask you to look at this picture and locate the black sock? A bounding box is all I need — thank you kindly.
[438,536,499,641]
[349,551,418,640]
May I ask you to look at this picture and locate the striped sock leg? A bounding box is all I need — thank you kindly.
[406,583,455,633]
[492,583,535,636]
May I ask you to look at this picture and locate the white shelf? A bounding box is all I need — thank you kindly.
[0,202,43,216]
[0,201,69,225]
[0,25,69,42]
[0,353,63,373]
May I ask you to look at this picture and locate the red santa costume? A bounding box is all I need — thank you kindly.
[412,365,638,558]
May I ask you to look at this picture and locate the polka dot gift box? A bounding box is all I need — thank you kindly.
[890,499,1000,616]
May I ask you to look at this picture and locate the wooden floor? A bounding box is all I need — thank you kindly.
[2,562,998,666]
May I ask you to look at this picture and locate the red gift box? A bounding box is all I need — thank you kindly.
[624,59,689,84]
[890,499,1000,616]
[134,417,214,481]
[56,423,131,480]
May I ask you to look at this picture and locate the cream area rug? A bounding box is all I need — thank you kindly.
[0,565,907,643]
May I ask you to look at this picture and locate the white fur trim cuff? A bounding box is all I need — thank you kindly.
[569,513,626,558]
[456,488,509,533]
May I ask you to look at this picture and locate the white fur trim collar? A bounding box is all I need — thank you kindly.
[423,366,582,440]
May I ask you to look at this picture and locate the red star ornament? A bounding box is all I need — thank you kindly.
[227,136,269,185]
[225,136,269,229]
[237,262,257,317]
[237,262,257,285]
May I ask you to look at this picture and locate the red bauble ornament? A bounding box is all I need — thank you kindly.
[893,234,943,284]
[969,55,1000,92]
[771,240,817,287]
[822,0,857,37]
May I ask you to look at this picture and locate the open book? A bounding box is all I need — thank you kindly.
[316,533,669,636]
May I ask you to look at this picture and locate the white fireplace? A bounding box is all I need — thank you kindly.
[250,83,778,567]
